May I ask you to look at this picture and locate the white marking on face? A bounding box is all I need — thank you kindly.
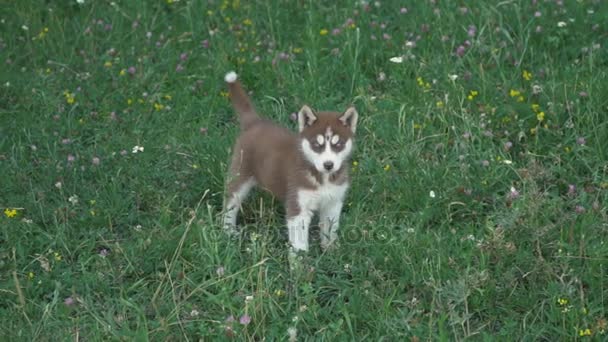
[331,135,340,145]
[316,134,325,145]
[301,135,353,175]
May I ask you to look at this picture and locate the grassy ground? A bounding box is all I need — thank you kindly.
[1,0,607,340]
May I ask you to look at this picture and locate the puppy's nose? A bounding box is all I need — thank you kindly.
[323,161,334,171]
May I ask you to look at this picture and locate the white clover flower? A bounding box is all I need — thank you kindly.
[389,56,403,63]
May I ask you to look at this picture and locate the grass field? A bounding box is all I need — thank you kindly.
[1,0,608,340]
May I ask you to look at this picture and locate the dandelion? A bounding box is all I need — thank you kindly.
[4,208,17,218]
[523,70,532,81]
[319,29,328,36]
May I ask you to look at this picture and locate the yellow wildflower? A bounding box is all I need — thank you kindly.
[274,289,285,297]
[119,69,126,76]
[536,111,545,122]
[4,208,17,218]
[243,18,253,26]
[220,91,229,97]
[154,103,164,111]
[467,90,479,101]
[54,252,62,261]
[292,47,303,54]
[436,101,444,108]
[127,98,133,105]
[28,272,35,280]
[531,104,540,112]
[352,161,359,167]
[164,94,172,100]
[383,164,391,171]
[509,89,521,97]
[104,61,112,68]
[320,29,329,36]
[523,70,532,81]
[517,96,525,102]
[579,328,592,337]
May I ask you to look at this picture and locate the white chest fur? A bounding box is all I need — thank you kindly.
[297,178,349,214]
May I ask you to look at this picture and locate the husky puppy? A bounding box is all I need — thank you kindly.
[223,71,358,252]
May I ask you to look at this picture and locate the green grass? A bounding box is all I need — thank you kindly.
[1,0,607,340]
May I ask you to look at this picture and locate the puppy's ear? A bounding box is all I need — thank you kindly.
[298,105,317,132]
[339,106,358,133]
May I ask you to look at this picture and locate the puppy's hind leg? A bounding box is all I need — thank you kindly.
[223,176,256,234]
[223,145,255,234]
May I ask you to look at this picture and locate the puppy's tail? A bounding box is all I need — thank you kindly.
[225,71,259,131]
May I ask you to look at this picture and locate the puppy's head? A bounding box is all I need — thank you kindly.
[297,105,358,175]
